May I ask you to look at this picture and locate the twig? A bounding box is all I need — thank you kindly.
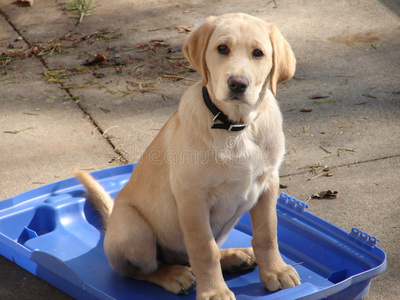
[103,126,119,137]
[337,148,356,157]
[78,11,85,24]
[319,146,332,154]
[149,26,174,32]
[3,126,36,134]
[267,0,278,8]
[162,74,197,82]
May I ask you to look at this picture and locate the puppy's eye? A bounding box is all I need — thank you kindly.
[253,49,264,58]
[217,45,229,54]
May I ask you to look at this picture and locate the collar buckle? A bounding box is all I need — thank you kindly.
[228,124,247,131]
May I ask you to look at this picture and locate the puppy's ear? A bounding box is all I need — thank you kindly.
[183,16,216,85]
[268,24,296,95]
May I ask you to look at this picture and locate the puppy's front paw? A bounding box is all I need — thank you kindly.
[260,263,300,292]
[198,287,235,300]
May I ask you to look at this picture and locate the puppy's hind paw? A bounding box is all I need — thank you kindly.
[220,247,257,273]
[137,264,196,295]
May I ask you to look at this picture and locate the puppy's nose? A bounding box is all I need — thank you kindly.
[228,76,249,94]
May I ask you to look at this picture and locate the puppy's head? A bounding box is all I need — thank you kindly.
[184,13,295,107]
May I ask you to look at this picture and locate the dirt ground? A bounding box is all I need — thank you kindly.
[1,0,400,299]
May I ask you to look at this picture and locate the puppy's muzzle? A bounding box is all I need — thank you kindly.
[228,75,249,94]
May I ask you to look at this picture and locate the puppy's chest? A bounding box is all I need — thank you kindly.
[211,135,269,204]
[202,133,277,243]
[208,139,268,243]
[213,133,269,178]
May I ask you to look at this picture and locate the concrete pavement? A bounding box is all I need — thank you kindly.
[1,0,399,299]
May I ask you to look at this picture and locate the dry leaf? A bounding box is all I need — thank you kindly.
[168,45,182,53]
[177,24,194,33]
[84,54,106,66]
[18,0,34,6]
[307,166,336,180]
[311,190,338,200]
[137,39,170,53]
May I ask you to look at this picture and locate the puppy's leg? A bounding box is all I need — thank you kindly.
[249,175,301,291]
[104,203,195,295]
[220,248,257,273]
[176,193,235,300]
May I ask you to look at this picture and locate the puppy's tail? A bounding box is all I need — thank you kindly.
[74,169,113,229]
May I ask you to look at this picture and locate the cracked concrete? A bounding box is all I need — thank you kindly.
[1,0,399,299]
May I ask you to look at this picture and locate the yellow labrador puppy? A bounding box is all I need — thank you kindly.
[75,13,299,300]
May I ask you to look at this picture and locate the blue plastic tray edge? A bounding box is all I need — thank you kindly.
[0,164,136,213]
[236,191,387,300]
[274,193,387,300]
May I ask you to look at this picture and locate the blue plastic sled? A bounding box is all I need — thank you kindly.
[0,163,386,299]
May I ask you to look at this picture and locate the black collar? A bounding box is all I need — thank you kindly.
[202,86,247,132]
